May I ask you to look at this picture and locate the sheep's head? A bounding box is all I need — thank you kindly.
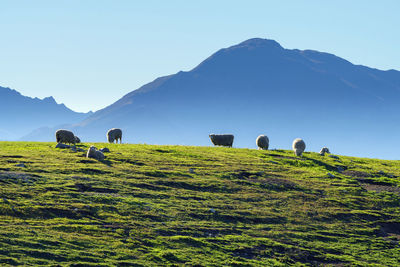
[294,149,303,156]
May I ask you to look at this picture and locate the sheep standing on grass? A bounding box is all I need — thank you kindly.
[292,138,306,156]
[319,147,330,156]
[86,146,105,161]
[209,134,234,147]
[55,129,76,146]
[107,128,122,143]
[256,135,269,150]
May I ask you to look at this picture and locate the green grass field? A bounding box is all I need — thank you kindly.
[0,141,399,266]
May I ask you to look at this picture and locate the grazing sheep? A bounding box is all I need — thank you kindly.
[209,134,234,147]
[86,146,105,161]
[292,138,306,156]
[319,147,330,156]
[107,128,122,143]
[55,129,75,146]
[256,135,269,150]
[74,136,81,144]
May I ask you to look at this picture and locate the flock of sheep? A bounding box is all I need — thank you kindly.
[209,133,317,156]
[55,128,122,160]
[56,128,331,159]
[55,128,122,146]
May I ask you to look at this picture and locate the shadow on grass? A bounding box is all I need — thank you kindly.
[100,159,113,167]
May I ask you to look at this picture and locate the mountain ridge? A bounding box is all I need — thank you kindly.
[21,38,400,159]
[0,85,92,140]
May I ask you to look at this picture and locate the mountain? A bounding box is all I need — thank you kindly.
[0,86,92,140]
[25,38,400,159]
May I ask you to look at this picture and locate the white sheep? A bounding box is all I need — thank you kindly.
[86,146,105,161]
[319,147,330,156]
[256,135,269,150]
[209,134,234,147]
[55,129,75,145]
[107,128,122,143]
[292,138,306,156]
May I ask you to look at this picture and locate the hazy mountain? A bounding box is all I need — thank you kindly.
[0,86,92,140]
[24,38,400,159]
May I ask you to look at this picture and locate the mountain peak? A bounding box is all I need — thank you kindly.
[232,38,283,50]
[42,96,57,104]
[193,38,284,72]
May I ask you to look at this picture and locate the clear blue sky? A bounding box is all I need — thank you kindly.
[1,0,399,112]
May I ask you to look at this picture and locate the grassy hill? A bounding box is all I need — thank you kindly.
[0,142,399,266]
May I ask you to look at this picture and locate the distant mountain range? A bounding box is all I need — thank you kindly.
[10,38,400,159]
[0,86,92,140]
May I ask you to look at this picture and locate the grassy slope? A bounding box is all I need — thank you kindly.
[0,142,399,266]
